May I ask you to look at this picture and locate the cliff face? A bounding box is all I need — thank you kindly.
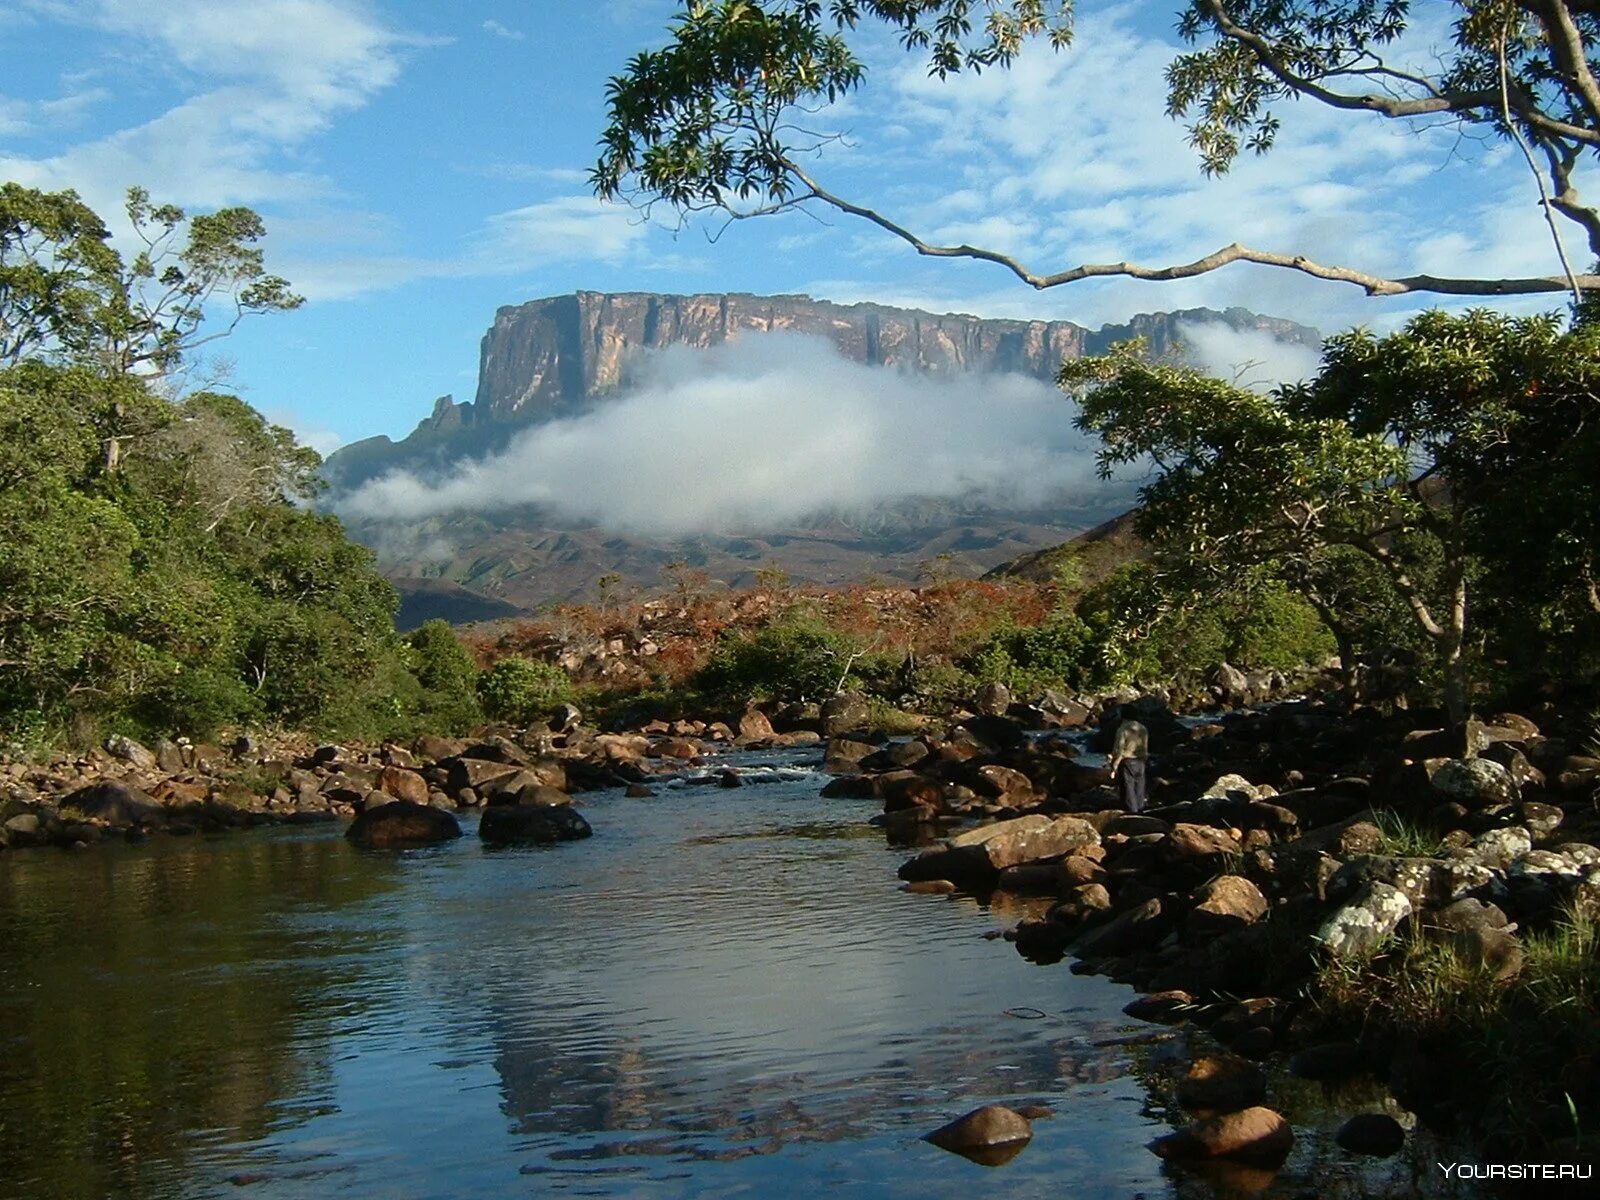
[322,290,1320,492]
[465,290,1318,425]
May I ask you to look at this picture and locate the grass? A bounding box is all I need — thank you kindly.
[1373,806,1447,858]
[1308,903,1600,1151]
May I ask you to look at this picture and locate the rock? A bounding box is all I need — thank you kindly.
[974,680,1012,717]
[1200,773,1275,802]
[1124,990,1194,1024]
[59,781,161,827]
[650,738,702,761]
[479,804,593,846]
[625,784,655,798]
[1430,758,1519,808]
[901,815,1099,884]
[718,769,743,788]
[153,739,187,774]
[103,735,156,770]
[1518,801,1564,840]
[1189,875,1269,936]
[1151,1107,1293,1165]
[1452,924,1523,979]
[1428,897,1512,936]
[1075,896,1165,957]
[1315,882,1413,957]
[901,879,956,894]
[823,738,876,772]
[1335,1113,1406,1157]
[737,708,775,741]
[550,702,582,732]
[345,801,462,849]
[1289,1042,1366,1081]
[1035,690,1092,728]
[1167,823,1240,860]
[413,734,465,762]
[878,771,944,813]
[969,764,1034,801]
[377,766,430,806]
[1212,661,1251,704]
[819,693,871,737]
[924,1104,1032,1156]
[443,757,522,794]
[1470,825,1533,870]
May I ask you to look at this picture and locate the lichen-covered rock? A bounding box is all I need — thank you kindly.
[1315,882,1412,957]
[1470,826,1534,870]
[1430,758,1519,808]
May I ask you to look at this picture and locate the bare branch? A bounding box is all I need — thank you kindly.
[784,161,1600,297]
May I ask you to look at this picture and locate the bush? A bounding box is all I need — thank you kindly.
[405,620,483,734]
[478,657,572,725]
[695,611,863,703]
[962,613,1099,696]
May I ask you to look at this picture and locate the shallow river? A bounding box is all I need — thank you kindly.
[0,746,1477,1199]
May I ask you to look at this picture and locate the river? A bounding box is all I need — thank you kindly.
[0,746,1475,1198]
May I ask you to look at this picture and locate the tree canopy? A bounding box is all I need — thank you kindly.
[595,0,1600,297]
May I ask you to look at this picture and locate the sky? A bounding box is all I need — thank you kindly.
[0,0,1584,459]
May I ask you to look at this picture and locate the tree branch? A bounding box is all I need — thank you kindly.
[783,161,1600,296]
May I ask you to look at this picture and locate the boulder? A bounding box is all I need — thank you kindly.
[443,757,521,794]
[1074,896,1166,957]
[479,804,593,846]
[1176,1056,1268,1113]
[1470,825,1533,870]
[1315,882,1412,957]
[823,738,876,772]
[59,781,161,827]
[1430,757,1519,808]
[900,815,1099,884]
[1167,823,1240,860]
[345,801,461,849]
[1335,1113,1406,1157]
[819,693,871,737]
[878,771,944,813]
[1151,1107,1293,1165]
[376,766,430,806]
[104,734,157,770]
[1189,875,1269,936]
[924,1104,1032,1155]
[973,681,1012,717]
[737,708,775,741]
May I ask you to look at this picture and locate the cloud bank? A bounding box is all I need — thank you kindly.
[339,334,1105,536]
[1177,321,1323,392]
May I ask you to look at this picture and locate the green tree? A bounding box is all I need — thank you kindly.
[596,1,1600,298]
[478,657,573,726]
[1067,309,1600,723]
[405,620,484,734]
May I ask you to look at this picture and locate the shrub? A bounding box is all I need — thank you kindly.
[477,657,572,725]
[695,612,863,703]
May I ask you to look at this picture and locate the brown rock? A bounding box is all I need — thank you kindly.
[901,879,957,894]
[377,766,430,806]
[1189,875,1269,936]
[1176,1056,1268,1113]
[924,1104,1033,1155]
[737,708,775,741]
[878,771,944,813]
[345,801,462,849]
[1151,1106,1293,1165]
[1168,823,1240,859]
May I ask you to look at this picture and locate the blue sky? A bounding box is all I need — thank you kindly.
[0,1,1579,455]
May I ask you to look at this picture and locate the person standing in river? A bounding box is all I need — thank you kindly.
[1107,718,1150,813]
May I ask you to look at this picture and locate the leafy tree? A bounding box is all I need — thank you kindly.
[478,657,573,726]
[1067,309,1600,722]
[405,620,484,734]
[596,1,1600,298]
[0,182,120,366]
[696,610,863,702]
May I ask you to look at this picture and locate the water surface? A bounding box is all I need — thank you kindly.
[0,749,1476,1198]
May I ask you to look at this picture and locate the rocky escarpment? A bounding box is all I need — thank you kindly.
[324,291,1321,492]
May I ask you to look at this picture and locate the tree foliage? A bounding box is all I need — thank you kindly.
[596,0,1600,296]
[1066,308,1600,719]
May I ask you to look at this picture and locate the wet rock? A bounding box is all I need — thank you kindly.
[1189,875,1268,936]
[1316,882,1412,957]
[625,784,655,798]
[823,738,876,772]
[444,757,522,794]
[345,801,461,849]
[649,738,702,761]
[1124,990,1194,1024]
[479,804,592,846]
[901,815,1099,884]
[1335,1113,1405,1157]
[924,1104,1032,1159]
[901,879,956,894]
[1151,1107,1293,1165]
[878,771,945,813]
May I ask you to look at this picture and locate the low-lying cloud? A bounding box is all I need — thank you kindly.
[340,333,1106,536]
[1177,320,1324,392]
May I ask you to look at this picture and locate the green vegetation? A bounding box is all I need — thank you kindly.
[477,657,573,725]
[1314,907,1600,1145]
[1066,309,1600,720]
[694,609,869,704]
[0,184,478,747]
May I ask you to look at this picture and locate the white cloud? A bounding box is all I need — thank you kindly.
[482,19,524,41]
[339,333,1103,534]
[1177,321,1323,391]
[1,0,428,216]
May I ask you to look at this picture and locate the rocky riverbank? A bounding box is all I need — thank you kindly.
[0,706,823,854]
[840,681,1600,1187]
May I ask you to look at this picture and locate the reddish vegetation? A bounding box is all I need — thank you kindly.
[465,578,1057,687]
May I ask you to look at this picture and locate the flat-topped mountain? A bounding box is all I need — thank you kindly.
[323,291,1318,620]
[323,290,1320,493]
